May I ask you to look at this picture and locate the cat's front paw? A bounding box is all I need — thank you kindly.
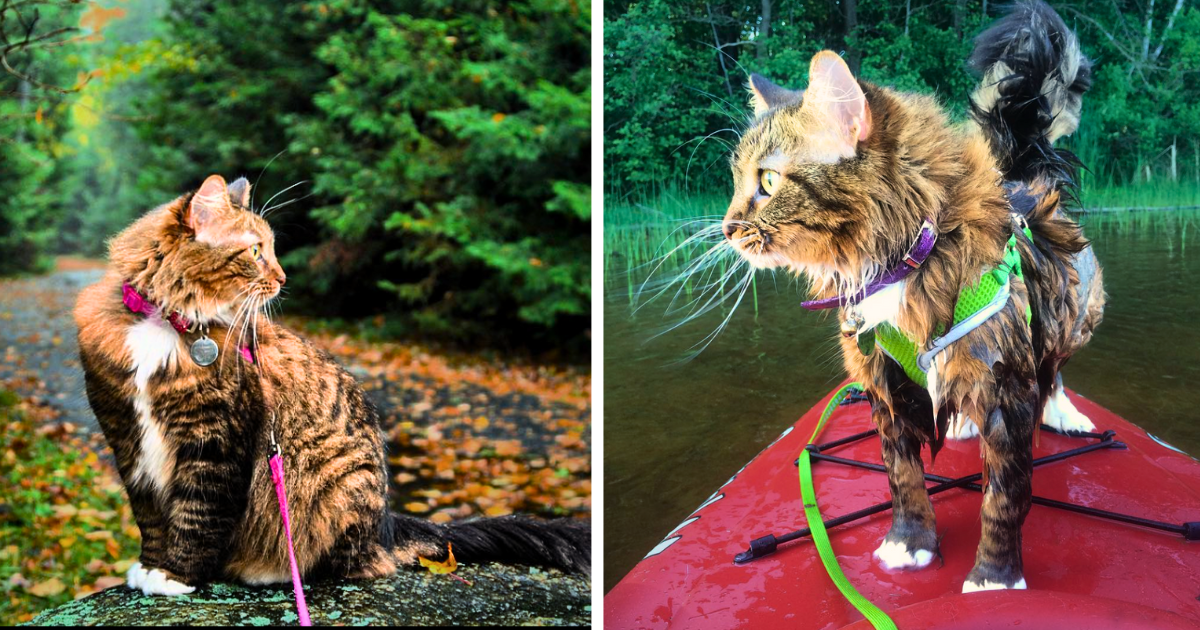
[963,562,1026,593]
[134,567,195,597]
[125,562,147,590]
[873,539,935,570]
[962,576,1027,592]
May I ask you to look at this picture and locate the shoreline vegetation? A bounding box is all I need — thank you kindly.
[604,182,1200,296]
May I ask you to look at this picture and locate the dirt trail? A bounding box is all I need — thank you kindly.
[0,265,104,431]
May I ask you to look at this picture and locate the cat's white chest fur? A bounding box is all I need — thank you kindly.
[858,281,905,332]
[124,318,179,496]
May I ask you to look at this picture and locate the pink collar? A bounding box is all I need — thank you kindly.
[122,282,192,334]
[121,282,255,364]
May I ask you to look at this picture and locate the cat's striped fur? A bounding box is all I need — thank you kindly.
[722,1,1101,593]
[75,175,588,595]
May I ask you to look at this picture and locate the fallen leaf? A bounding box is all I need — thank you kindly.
[418,543,472,586]
[484,505,513,517]
[93,576,124,590]
[27,578,66,598]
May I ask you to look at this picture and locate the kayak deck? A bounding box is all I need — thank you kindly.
[606,386,1200,629]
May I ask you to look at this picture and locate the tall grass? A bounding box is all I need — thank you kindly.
[1064,122,1200,209]
[603,188,732,295]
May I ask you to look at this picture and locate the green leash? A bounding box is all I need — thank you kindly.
[798,383,898,630]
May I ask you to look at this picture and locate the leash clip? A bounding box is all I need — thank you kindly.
[268,413,281,459]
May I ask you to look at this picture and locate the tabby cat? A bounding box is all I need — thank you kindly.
[75,175,588,596]
[720,1,1103,592]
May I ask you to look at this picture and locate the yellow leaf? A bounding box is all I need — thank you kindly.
[59,536,77,549]
[484,505,513,517]
[27,578,66,598]
[419,545,456,574]
[35,106,43,125]
[404,502,431,514]
[491,112,507,123]
[419,544,473,586]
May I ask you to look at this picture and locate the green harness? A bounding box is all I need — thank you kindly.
[873,217,1034,388]
[802,218,1035,628]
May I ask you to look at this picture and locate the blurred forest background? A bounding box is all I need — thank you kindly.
[604,0,1200,202]
[1,0,591,356]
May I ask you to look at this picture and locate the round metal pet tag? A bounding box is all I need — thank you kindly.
[190,335,219,366]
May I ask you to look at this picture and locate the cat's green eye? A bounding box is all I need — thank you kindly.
[250,244,261,259]
[760,169,780,196]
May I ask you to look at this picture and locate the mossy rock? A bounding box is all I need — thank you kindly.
[28,564,590,626]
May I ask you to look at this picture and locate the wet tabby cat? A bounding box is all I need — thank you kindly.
[720,2,1102,592]
[75,175,588,596]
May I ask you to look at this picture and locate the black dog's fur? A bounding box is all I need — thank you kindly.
[970,1,1092,189]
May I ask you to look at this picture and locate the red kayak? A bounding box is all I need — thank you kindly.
[606,384,1200,629]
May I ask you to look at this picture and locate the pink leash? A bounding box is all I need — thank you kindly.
[269,435,312,626]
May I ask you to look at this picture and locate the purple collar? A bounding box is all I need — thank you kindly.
[801,218,938,310]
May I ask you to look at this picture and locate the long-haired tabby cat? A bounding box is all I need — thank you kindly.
[74,174,588,597]
[720,1,1102,591]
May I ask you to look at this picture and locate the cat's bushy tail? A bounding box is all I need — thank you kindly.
[969,0,1091,186]
[386,512,590,573]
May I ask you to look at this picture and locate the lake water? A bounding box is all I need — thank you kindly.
[603,208,1200,592]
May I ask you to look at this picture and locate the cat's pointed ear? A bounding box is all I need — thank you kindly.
[748,73,802,117]
[183,175,230,237]
[805,51,872,147]
[227,177,251,209]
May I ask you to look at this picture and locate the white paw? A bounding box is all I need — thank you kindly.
[1042,388,1094,433]
[140,568,195,597]
[873,539,934,570]
[126,562,146,590]
[963,577,1026,593]
[945,412,979,440]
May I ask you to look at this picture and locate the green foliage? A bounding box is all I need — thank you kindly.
[128,0,591,345]
[3,0,590,350]
[0,127,57,275]
[604,0,1200,194]
[0,1,84,275]
[283,0,591,334]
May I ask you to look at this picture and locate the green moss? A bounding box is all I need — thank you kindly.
[29,565,590,626]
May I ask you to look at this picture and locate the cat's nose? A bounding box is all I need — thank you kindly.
[722,221,736,240]
[277,271,287,286]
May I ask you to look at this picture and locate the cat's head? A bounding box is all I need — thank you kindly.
[112,174,287,324]
[722,51,900,291]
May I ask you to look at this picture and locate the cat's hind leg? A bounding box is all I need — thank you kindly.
[1040,372,1094,434]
